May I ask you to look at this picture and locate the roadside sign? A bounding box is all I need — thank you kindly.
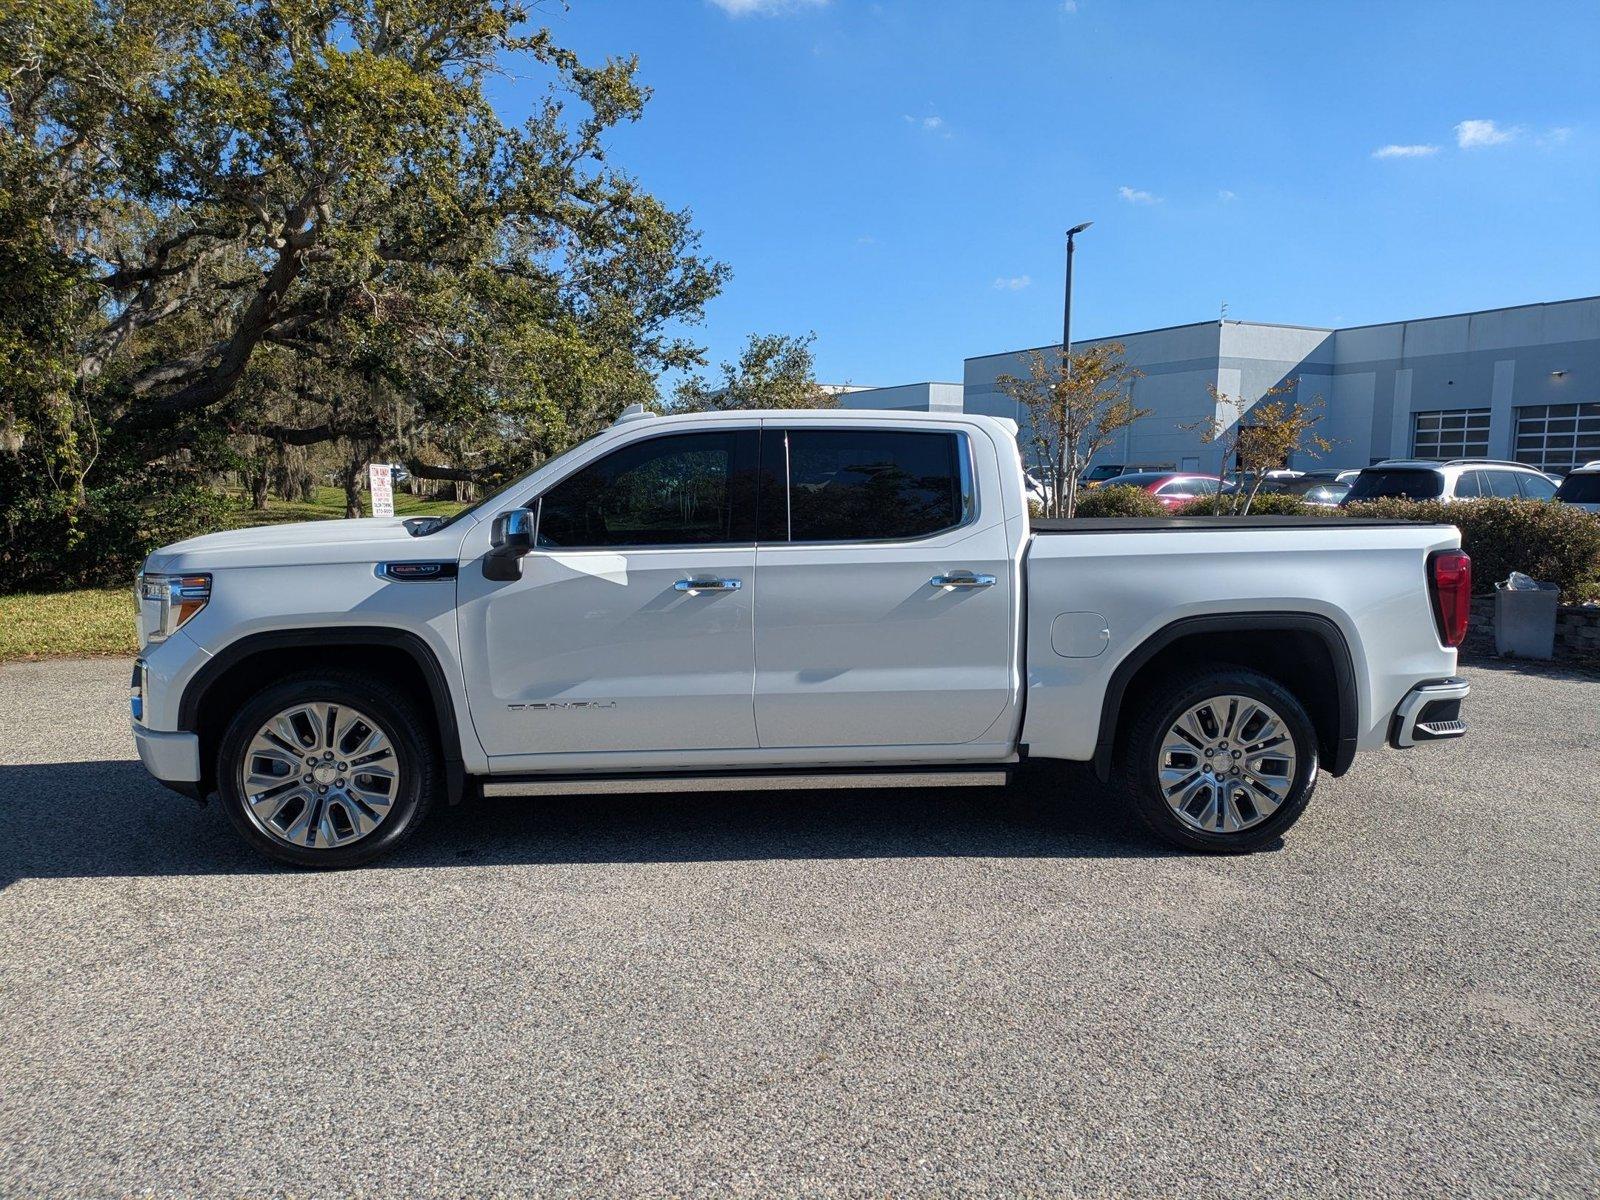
[368,463,394,518]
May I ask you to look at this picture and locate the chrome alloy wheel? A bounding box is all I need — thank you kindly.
[1155,694,1298,834]
[239,701,400,849]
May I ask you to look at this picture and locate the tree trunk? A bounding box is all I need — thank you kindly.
[272,441,315,503]
[249,468,270,510]
[340,445,367,519]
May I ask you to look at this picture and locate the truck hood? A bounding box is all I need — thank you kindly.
[144,517,431,572]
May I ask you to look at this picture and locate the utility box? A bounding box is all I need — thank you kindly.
[1494,577,1560,660]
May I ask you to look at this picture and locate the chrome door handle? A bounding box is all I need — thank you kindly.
[674,577,742,592]
[930,571,996,589]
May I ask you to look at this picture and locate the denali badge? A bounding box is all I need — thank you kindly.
[507,700,617,711]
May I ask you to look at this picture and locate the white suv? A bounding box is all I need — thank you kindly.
[1343,459,1559,504]
[1555,461,1600,513]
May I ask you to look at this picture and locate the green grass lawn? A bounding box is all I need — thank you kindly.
[222,484,464,528]
[0,588,139,663]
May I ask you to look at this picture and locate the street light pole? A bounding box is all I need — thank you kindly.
[1057,221,1092,516]
[1062,221,1093,373]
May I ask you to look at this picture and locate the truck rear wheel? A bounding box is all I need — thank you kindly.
[1119,667,1318,853]
[216,671,439,868]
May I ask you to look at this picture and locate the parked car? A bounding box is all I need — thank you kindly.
[1245,476,1350,507]
[1079,463,1130,487]
[132,408,1470,867]
[1341,458,1559,505]
[1298,468,1363,485]
[1023,470,1052,511]
[1554,460,1600,513]
[1102,471,1224,509]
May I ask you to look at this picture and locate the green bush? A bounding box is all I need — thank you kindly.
[1072,484,1170,518]
[1,473,233,592]
[1170,491,1318,517]
[1343,498,1600,600]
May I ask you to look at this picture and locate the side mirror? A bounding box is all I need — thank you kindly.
[485,508,534,581]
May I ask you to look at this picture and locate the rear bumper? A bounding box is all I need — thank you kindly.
[1389,677,1470,749]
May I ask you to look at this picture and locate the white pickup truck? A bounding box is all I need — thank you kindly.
[132,408,1472,867]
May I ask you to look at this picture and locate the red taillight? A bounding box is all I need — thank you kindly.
[1429,550,1472,647]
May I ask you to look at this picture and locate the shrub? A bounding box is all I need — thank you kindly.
[1171,491,1318,517]
[1,473,233,592]
[1343,498,1600,600]
[1072,484,1170,518]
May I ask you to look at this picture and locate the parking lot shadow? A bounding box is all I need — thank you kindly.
[0,759,1174,886]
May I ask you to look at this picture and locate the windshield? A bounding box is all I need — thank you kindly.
[410,437,595,535]
[1345,469,1445,501]
[1556,473,1600,503]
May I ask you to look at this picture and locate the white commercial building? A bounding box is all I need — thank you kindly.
[845,295,1600,476]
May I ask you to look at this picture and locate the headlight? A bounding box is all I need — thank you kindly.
[139,572,211,644]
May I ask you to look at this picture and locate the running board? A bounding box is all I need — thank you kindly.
[481,767,1011,798]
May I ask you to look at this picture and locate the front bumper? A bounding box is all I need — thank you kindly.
[134,723,202,783]
[1389,677,1470,749]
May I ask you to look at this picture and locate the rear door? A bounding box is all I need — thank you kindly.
[752,423,1017,749]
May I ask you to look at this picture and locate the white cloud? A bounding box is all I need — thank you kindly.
[1372,143,1440,159]
[855,234,879,246]
[1118,185,1160,204]
[1455,119,1518,149]
[902,113,951,139]
[992,275,1031,291]
[1539,126,1574,147]
[1060,0,1079,12]
[707,0,827,16]
[1217,189,1237,201]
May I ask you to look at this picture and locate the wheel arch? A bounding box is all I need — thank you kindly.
[1091,612,1359,782]
[178,627,466,804]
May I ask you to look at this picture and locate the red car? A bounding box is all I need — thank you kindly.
[1101,471,1224,509]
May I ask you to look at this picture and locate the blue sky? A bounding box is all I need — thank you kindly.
[523,0,1600,388]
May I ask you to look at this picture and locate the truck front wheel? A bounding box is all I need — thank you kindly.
[216,671,440,868]
[1119,667,1319,853]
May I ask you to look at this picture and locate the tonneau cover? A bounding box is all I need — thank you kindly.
[1030,516,1451,533]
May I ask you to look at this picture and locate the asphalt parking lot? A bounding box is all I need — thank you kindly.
[1,657,1596,1198]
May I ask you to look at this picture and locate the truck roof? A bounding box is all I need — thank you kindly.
[611,405,1019,438]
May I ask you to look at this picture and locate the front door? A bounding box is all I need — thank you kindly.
[457,428,760,761]
[753,425,1018,749]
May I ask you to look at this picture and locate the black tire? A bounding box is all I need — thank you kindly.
[216,670,440,868]
[1117,666,1319,853]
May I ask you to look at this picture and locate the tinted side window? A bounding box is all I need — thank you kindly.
[537,431,755,548]
[1517,472,1557,500]
[1484,471,1521,499]
[1453,471,1483,499]
[1556,473,1600,502]
[784,429,968,542]
[1346,469,1445,500]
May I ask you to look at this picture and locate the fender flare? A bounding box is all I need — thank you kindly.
[1091,612,1359,781]
[177,626,467,804]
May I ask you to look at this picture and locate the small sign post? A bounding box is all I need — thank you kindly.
[368,463,395,518]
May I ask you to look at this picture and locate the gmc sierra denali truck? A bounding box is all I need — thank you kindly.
[131,408,1472,867]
